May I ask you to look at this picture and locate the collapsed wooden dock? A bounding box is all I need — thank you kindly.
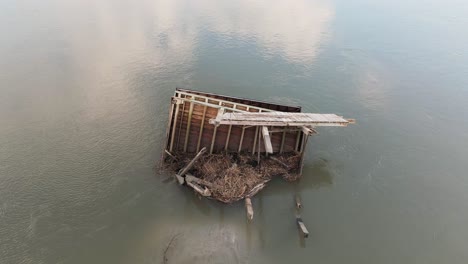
[161,88,354,207]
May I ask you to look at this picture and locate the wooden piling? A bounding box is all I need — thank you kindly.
[245,198,254,220]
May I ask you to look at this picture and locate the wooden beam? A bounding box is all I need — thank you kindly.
[245,198,253,220]
[177,147,206,177]
[185,174,214,188]
[211,112,352,127]
[261,126,273,154]
[183,102,194,152]
[187,181,211,197]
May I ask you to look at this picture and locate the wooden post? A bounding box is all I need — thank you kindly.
[280,130,286,153]
[252,109,261,154]
[295,130,302,152]
[225,125,232,151]
[183,102,194,152]
[299,134,310,175]
[176,98,186,150]
[238,126,246,152]
[261,126,273,154]
[296,216,309,238]
[295,195,302,209]
[196,105,207,152]
[210,106,223,154]
[159,99,175,169]
[169,101,181,152]
[257,126,261,164]
[245,198,254,220]
[252,126,259,154]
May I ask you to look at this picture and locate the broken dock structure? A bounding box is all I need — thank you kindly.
[161,88,354,207]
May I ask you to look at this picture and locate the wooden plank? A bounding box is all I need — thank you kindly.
[212,112,352,127]
[185,174,214,188]
[177,147,207,177]
[261,126,273,154]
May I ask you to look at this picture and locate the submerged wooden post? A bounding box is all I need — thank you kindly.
[245,198,254,220]
[295,195,302,209]
[296,216,309,238]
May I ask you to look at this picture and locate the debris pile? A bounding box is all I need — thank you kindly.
[164,151,302,203]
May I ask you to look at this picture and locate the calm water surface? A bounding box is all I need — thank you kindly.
[1,0,468,263]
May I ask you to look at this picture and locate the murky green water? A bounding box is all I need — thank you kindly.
[1,0,468,263]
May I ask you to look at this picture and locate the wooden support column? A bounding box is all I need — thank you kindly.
[252,127,259,154]
[196,105,208,152]
[299,134,310,175]
[257,126,261,164]
[280,129,286,153]
[295,131,302,152]
[183,102,194,152]
[159,99,176,168]
[169,101,181,152]
[261,126,273,154]
[225,124,232,151]
[176,97,186,150]
[252,109,261,154]
[210,106,223,154]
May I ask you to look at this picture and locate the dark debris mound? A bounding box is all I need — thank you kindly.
[163,151,302,203]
